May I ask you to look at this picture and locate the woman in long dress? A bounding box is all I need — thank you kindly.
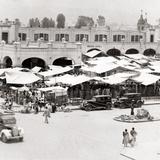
[123,129,130,147]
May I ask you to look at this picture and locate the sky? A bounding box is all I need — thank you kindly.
[0,0,160,26]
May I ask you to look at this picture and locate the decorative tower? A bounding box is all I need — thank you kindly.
[137,10,146,31]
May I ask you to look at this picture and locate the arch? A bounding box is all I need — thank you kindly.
[22,57,45,69]
[143,48,156,56]
[107,48,121,56]
[3,56,12,68]
[87,48,101,53]
[125,48,139,54]
[53,57,75,67]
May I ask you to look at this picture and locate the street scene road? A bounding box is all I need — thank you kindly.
[0,103,160,160]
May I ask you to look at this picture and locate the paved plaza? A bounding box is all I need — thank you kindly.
[0,103,160,160]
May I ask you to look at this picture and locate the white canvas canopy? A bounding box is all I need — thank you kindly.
[46,74,96,86]
[38,86,67,96]
[18,86,30,91]
[102,73,136,85]
[38,66,73,77]
[83,50,103,58]
[31,66,41,73]
[5,71,41,84]
[86,57,117,65]
[81,63,121,74]
[131,73,160,86]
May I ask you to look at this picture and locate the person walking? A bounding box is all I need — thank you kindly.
[130,100,135,116]
[130,127,137,147]
[122,129,130,147]
[43,107,50,124]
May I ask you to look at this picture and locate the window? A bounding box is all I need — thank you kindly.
[34,34,39,41]
[135,35,139,42]
[113,35,117,42]
[130,35,143,42]
[65,34,69,41]
[99,34,103,41]
[131,35,134,42]
[150,35,154,43]
[95,35,98,41]
[18,33,21,40]
[22,33,26,41]
[44,34,49,41]
[95,34,107,42]
[75,34,89,42]
[104,35,107,41]
[113,35,125,42]
[39,33,43,38]
[18,33,27,41]
[80,34,84,41]
[55,34,59,41]
[76,34,79,41]
[55,34,69,41]
[85,34,89,41]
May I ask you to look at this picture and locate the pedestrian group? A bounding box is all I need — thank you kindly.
[122,127,137,147]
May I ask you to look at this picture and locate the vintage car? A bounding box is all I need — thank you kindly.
[80,95,112,111]
[0,112,24,143]
[114,93,144,109]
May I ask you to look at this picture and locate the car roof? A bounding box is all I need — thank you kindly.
[93,95,111,98]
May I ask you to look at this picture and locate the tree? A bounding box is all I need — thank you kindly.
[34,18,40,27]
[41,17,50,28]
[15,18,21,26]
[56,13,65,28]
[97,15,105,26]
[29,18,35,27]
[75,16,94,28]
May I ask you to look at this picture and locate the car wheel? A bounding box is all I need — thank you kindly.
[137,101,142,108]
[1,134,7,143]
[85,105,92,111]
[19,137,23,142]
[120,103,125,109]
[114,102,119,108]
[106,103,111,110]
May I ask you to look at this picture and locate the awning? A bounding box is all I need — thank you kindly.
[38,66,73,77]
[5,71,41,84]
[83,50,103,58]
[131,73,160,86]
[38,86,67,96]
[18,86,30,91]
[31,66,41,73]
[46,74,96,86]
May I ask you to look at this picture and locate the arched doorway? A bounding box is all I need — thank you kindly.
[53,57,74,67]
[3,56,12,68]
[87,48,101,53]
[107,48,121,56]
[125,48,139,54]
[22,57,45,69]
[143,49,156,56]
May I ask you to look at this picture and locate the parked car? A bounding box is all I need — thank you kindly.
[0,112,24,143]
[114,93,144,108]
[80,95,112,111]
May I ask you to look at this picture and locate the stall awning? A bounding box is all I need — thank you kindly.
[38,66,73,77]
[38,86,68,96]
[83,50,103,58]
[5,71,41,84]
[31,66,41,73]
[131,73,160,86]
[46,74,95,86]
